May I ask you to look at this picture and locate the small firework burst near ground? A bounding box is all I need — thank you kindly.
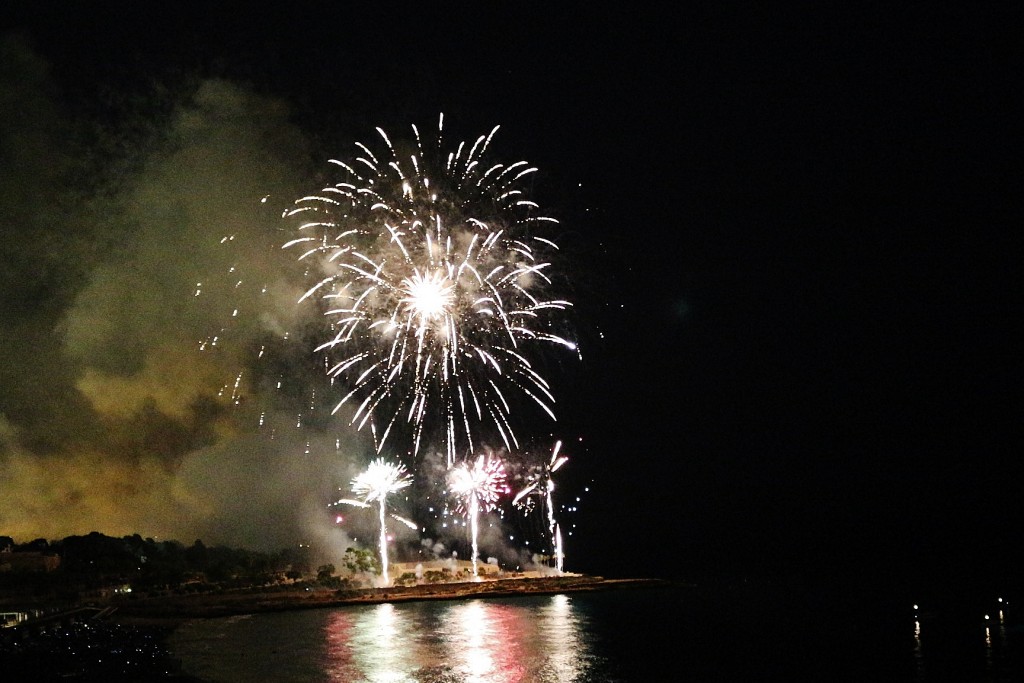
[331,458,412,584]
[448,454,508,577]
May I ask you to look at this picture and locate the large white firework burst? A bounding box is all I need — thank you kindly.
[285,114,575,464]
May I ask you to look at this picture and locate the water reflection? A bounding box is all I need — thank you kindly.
[912,618,923,681]
[538,595,584,680]
[983,606,1009,676]
[323,595,597,682]
[445,600,522,680]
[326,604,432,682]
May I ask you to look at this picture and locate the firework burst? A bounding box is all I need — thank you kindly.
[285,114,575,465]
[448,454,508,577]
[332,458,413,585]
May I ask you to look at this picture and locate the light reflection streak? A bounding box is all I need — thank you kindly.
[353,603,426,682]
[911,616,923,681]
[444,599,541,682]
[983,605,1007,676]
[985,624,993,672]
[323,611,356,680]
[322,595,595,682]
[450,600,506,680]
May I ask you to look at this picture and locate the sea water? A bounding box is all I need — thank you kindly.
[167,583,1023,682]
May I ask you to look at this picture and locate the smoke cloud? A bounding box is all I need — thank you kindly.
[0,35,367,553]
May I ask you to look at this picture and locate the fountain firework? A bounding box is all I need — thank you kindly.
[512,440,568,571]
[448,454,508,578]
[331,458,413,585]
[284,114,576,465]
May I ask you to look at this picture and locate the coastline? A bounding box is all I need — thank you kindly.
[111,574,674,623]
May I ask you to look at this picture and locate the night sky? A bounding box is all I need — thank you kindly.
[1,3,1020,593]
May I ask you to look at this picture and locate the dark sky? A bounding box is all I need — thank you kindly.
[2,3,1020,591]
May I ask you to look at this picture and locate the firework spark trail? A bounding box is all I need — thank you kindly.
[285,115,575,465]
[331,458,412,585]
[513,440,567,570]
[194,205,332,443]
[554,523,564,574]
[448,454,508,578]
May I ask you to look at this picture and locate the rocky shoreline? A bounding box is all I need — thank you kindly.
[111,574,672,622]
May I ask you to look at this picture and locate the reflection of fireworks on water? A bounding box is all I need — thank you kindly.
[448,454,508,577]
[512,440,568,571]
[285,114,575,465]
[331,458,413,585]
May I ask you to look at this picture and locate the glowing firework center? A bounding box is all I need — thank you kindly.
[401,270,455,326]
